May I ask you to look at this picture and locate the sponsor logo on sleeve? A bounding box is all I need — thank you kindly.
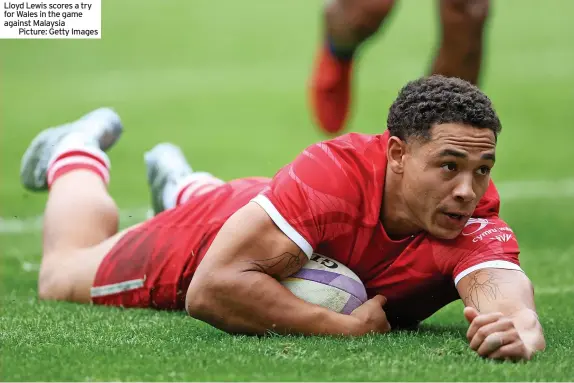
[462,218,514,243]
[462,218,491,236]
[494,233,513,242]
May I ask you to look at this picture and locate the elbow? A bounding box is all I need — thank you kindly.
[185,276,217,319]
[185,292,206,319]
[185,272,254,335]
[185,270,236,320]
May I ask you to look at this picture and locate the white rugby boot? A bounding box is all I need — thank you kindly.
[20,107,123,191]
[144,143,195,216]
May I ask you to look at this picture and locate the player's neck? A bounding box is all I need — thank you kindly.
[381,170,423,240]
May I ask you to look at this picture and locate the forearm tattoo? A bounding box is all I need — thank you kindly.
[463,269,506,311]
[248,250,304,279]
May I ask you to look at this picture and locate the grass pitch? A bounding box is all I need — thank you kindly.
[2,0,574,380]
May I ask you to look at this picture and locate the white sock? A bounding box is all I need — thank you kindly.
[46,134,110,187]
[162,172,224,210]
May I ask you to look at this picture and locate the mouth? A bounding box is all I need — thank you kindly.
[440,210,471,227]
[444,212,469,221]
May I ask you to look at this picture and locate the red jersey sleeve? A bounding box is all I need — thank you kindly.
[251,134,382,258]
[452,217,522,286]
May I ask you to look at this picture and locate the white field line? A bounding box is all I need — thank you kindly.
[535,285,574,295]
[1,178,573,235]
[22,262,40,272]
[495,178,574,200]
[0,207,151,234]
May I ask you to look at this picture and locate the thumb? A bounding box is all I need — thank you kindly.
[372,294,387,306]
[464,306,479,324]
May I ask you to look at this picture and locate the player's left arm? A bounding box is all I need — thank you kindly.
[456,267,546,361]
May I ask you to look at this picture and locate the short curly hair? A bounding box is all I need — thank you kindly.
[387,75,501,141]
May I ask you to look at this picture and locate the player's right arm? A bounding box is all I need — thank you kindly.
[185,202,390,336]
[451,218,545,361]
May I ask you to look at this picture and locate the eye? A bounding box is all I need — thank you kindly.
[441,163,457,172]
[476,166,491,176]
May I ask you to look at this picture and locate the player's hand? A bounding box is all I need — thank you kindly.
[464,307,535,361]
[349,295,391,335]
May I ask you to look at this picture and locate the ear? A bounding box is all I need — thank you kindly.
[387,136,407,174]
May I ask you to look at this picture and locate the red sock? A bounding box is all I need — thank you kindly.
[47,149,110,188]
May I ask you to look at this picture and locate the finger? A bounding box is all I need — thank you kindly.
[487,342,532,362]
[464,306,479,324]
[371,295,387,306]
[476,332,506,356]
[466,312,504,341]
[469,318,515,350]
[476,329,520,357]
[380,295,387,306]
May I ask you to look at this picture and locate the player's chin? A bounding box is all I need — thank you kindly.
[428,221,464,240]
[429,213,468,239]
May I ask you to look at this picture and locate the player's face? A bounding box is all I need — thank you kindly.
[403,123,496,239]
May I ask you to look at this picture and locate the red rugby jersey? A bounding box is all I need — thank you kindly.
[252,131,521,327]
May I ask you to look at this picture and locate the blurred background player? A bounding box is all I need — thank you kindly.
[310,0,490,134]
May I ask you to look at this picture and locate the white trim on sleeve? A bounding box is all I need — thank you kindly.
[251,194,314,258]
[454,260,523,286]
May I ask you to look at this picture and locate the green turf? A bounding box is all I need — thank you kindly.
[2,0,574,381]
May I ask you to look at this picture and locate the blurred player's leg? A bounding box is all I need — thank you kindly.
[144,143,224,215]
[310,0,396,134]
[20,108,128,302]
[430,0,490,85]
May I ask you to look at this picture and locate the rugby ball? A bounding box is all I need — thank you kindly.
[281,254,367,314]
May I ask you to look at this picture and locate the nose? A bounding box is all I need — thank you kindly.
[453,174,476,203]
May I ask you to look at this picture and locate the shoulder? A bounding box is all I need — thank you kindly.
[270,133,386,199]
[251,134,387,251]
[456,217,518,249]
[297,133,385,172]
[429,216,521,285]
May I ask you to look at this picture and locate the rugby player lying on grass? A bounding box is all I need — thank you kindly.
[20,75,545,361]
